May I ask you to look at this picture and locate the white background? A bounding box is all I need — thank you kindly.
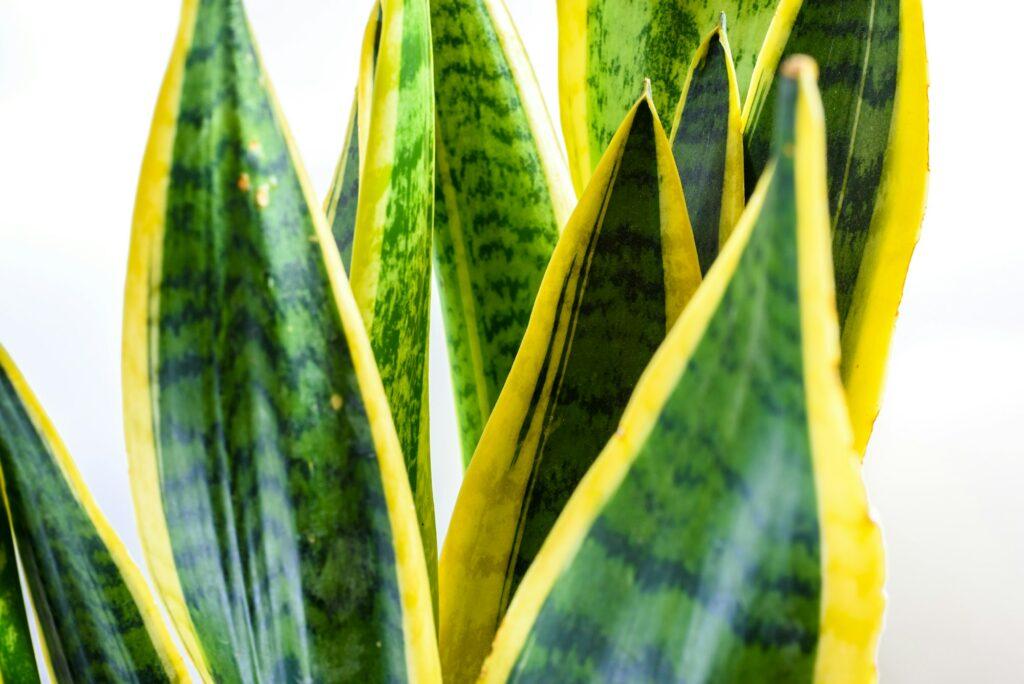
[1,1,1021,681]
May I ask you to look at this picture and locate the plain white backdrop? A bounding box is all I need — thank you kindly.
[0,1,1021,680]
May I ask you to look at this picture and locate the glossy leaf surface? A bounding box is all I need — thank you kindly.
[439,90,701,683]
[669,18,745,275]
[482,59,884,684]
[347,0,437,566]
[745,0,928,452]
[0,348,185,682]
[123,0,439,680]
[558,0,786,192]
[432,0,575,467]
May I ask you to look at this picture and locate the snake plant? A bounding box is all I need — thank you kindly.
[0,0,926,681]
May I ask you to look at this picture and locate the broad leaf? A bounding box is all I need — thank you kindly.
[558,0,787,192]
[346,0,437,571]
[439,88,701,683]
[481,58,884,683]
[0,348,186,682]
[431,0,576,466]
[669,16,745,275]
[744,0,928,453]
[123,0,439,680]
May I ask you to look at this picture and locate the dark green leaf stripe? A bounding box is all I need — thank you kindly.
[124,0,440,681]
[0,348,184,682]
[324,98,360,271]
[347,0,437,584]
[559,0,782,192]
[439,92,700,683]
[481,60,885,684]
[745,0,899,327]
[670,19,744,276]
[431,0,575,466]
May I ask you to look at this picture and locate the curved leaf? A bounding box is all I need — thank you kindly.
[481,57,884,683]
[744,0,928,453]
[347,0,437,574]
[558,0,791,193]
[431,0,576,466]
[122,0,440,680]
[669,16,745,275]
[439,88,701,683]
[0,348,186,682]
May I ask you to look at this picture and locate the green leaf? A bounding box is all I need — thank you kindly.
[480,57,884,683]
[439,88,701,683]
[668,16,745,275]
[431,0,576,466]
[347,0,438,576]
[122,0,440,680]
[0,348,186,682]
[558,0,789,193]
[744,0,928,453]
[324,3,382,273]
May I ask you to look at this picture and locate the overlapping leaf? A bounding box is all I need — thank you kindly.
[431,0,576,466]
[558,0,787,192]
[481,58,884,683]
[0,348,186,682]
[744,0,928,452]
[439,88,701,683]
[344,0,438,576]
[123,0,439,680]
[669,16,745,275]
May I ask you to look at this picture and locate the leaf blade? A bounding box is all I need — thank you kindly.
[123,0,440,680]
[481,58,884,683]
[431,0,576,466]
[347,0,438,576]
[669,17,745,275]
[0,348,186,682]
[438,89,701,683]
[744,0,928,453]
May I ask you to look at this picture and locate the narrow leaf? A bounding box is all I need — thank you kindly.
[324,3,382,272]
[0,348,186,682]
[744,0,928,453]
[439,89,701,683]
[123,0,440,680]
[347,0,438,575]
[431,0,576,466]
[669,16,745,275]
[558,0,790,192]
[481,57,884,683]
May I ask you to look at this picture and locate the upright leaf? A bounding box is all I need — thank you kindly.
[558,0,791,192]
[347,0,437,572]
[0,348,186,682]
[439,88,701,683]
[123,0,440,680]
[324,3,382,271]
[669,16,745,275]
[431,0,576,465]
[481,57,884,683]
[744,0,928,453]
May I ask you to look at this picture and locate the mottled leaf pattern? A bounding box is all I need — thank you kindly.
[0,349,185,683]
[439,90,701,683]
[669,18,745,275]
[558,0,783,192]
[745,0,928,452]
[431,0,575,466]
[347,0,438,576]
[325,99,361,271]
[123,0,439,681]
[481,59,884,684]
